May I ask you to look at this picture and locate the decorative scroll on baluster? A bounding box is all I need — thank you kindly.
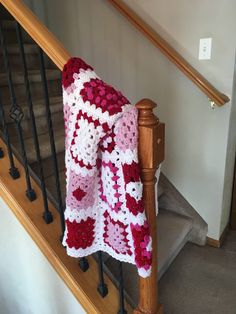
[134,99,165,314]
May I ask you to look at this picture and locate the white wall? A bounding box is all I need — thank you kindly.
[0,197,85,314]
[40,0,236,240]
[123,0,236,238]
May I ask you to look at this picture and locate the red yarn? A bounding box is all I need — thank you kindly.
[99,131,116,153]
[126,193,144,216]
[122,161,141,185]
[131,223,152,269]
[65,218,95,249]
[62,57,93,88]
[72,187,86,201]
[80,78,129,116]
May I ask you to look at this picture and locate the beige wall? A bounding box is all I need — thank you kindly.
[42,0,236,239]
[23,0,47,22]
[0,197,85,314]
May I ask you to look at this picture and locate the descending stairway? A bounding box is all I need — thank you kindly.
[0,13,66,204]
[0,6,208,309]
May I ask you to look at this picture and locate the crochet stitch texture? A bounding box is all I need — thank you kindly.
[62,57,152,277]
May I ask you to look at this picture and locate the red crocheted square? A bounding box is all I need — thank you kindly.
[65,218,95,250]
[80,78,129,116]
[131,222,152,270]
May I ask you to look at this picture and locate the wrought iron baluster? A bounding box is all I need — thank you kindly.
[0,22,35,196]
[79,257,89,272]
[117,262,127,314]
[97,251,108,297]
[0,88,19,176]
[15,22,53,222]
[0,107,4,158]
[38,48,65,231]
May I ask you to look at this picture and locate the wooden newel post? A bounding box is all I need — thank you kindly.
[134,99,164,314]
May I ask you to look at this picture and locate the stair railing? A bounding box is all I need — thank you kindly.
[0,1,165,313]
[0,0,70,70]
[107,0,229,107]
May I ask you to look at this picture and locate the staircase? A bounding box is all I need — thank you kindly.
[0,10,66,205]
[0,4,208,311]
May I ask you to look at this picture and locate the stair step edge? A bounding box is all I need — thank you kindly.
[3,44,38,54]
[1,20,16,29]
[4,96,63,122]
[0,69,61,86]
[158,209,193,279]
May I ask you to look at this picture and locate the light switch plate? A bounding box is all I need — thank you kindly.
[199,38,212,60]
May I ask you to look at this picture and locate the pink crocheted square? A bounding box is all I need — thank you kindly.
[103,211,132,256]
[67,170,96,210]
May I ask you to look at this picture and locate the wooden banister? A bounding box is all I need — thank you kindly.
[135,99,165,314]
[0,0,70,70]
[108,0,229,107]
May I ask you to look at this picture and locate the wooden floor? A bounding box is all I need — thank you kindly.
[0,139,133,314]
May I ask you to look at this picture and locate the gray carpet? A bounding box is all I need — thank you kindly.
[159,230,236,314]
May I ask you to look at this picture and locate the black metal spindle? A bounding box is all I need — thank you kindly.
[0,106,4,158]
[15,22,53,221]
[117,262,127,314]
[0,95,19,175]
[79,257,89,272]
[97,251,108,297]
[0,90,20,175]
[38,48,65,230]
[0,22,36,200]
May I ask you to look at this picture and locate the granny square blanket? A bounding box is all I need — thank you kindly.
[62,57,152,277]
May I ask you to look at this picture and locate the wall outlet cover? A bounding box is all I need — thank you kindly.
[199,38,212,60]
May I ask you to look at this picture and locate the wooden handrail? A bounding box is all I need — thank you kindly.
[108,0,230,106]
[0,0,228,106]
[0,0,70,70]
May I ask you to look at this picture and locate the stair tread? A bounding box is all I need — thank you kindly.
[13,125,65,163]
[0,20,16,29]
[45,169,66,201]
[4,96,63,122]
[3,43,38,54]
[0,20,34,44]
[0,69,61,85]
[23,95,62,117]
[104,209,193,307]
[158,208,193,273]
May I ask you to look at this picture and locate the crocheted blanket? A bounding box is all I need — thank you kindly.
[62,58,152,277]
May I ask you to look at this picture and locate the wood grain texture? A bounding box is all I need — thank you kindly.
[206,223,229,248]
[135,99,164,314]
[0,139,133,314]
[0,0,70,70]
[206,237,221,248]
[107,0,229,106]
